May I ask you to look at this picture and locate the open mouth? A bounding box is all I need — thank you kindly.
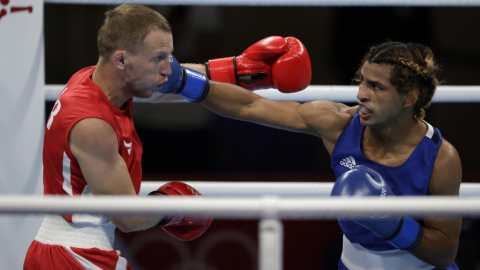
[359,105,372,114]
[359,105,372,118]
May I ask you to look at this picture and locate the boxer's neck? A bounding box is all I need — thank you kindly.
[92,59,132,109]
[361,117,426,166]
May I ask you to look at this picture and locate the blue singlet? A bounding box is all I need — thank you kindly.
[330,111,458,270]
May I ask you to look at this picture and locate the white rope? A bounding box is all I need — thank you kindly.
[43,0,480,7]
[139,182,480,197]
[0,196,479,219]
[45,85,480,103]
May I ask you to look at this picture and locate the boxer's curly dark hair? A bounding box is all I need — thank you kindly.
[353,41,441,121]
[97,4,172,59]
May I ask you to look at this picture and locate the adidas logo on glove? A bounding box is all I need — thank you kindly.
[340,156,356,169]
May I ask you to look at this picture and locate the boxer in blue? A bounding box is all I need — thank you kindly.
[170,41,462,269]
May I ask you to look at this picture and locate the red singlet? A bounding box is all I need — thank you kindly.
[24,66,142,270]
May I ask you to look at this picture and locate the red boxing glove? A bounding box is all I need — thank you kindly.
[148,182,213,241]
[206,36,312,93]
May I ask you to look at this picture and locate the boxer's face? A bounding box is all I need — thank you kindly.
[123,28,173,98]
[357,61,406,128]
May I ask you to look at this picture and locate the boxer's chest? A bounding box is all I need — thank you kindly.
[361,143,416,167]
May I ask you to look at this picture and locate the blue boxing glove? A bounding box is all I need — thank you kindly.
[156,54,210,103]
[331,165,423,250]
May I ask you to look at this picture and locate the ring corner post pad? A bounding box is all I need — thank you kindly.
[259,219,283,270]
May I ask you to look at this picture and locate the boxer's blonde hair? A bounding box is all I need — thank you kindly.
[97,4,171,59]
[353,42,441,121]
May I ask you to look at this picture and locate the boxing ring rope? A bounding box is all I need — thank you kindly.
[43,0,480,7]
[139,182,480,197]
[45,85,480,103]
[2,183,480,270]
[1,195,480,218]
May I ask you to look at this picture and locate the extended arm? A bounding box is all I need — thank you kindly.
[157,37,356,148]
[409,139,462,268]
[189,61,356,151]
[202,80,356,152]
[69,118,163,233]
[205,80,318,135]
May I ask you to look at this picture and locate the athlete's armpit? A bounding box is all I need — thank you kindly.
[297,101,357,153]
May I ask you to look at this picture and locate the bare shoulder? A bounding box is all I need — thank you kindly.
[69,118,119,162]
[429,138,462,196]
[298,100,357,141]
[68,118,136,199]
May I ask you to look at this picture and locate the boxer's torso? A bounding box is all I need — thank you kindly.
[43,66,143,225]
[331,110,442,251]
[329,110,454,270]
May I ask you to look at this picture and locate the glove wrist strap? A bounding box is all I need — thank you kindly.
[148,190,174,227]
[387,216,423,250]
[156,215,173,227]
[207,57,238,85]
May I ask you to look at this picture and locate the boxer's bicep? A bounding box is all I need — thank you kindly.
[429,139,462,196]
[68,118,136,196]
[424,139,462,238]
[233,97,345,137]
[409,140,462,267]
[68,118,161,232]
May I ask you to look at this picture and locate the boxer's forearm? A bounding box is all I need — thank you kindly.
[202,81,259,120]
[182,64,206,75]
[409,219,461,268]
[110,215,164,233]
[184,64,316,134]
[183,63,266,120]
[203,81,319,136]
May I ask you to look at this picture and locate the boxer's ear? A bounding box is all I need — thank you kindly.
[113,50,126,70]
[403,88,419,107]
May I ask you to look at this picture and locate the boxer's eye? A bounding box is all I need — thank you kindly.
[154,54,167,61]
[371,83,385,90]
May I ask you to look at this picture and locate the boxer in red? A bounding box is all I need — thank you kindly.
[24,5,213,270]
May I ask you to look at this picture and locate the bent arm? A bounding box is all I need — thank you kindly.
[409,139,462,268]
[69,118,163,233]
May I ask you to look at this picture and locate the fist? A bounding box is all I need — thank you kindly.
[149,182,213,241]
[331,166,423,250]
[207,36,311,93]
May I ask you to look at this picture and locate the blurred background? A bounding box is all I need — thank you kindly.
[43,4,480,270]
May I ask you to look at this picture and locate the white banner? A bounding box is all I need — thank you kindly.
[0,0,44,269]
